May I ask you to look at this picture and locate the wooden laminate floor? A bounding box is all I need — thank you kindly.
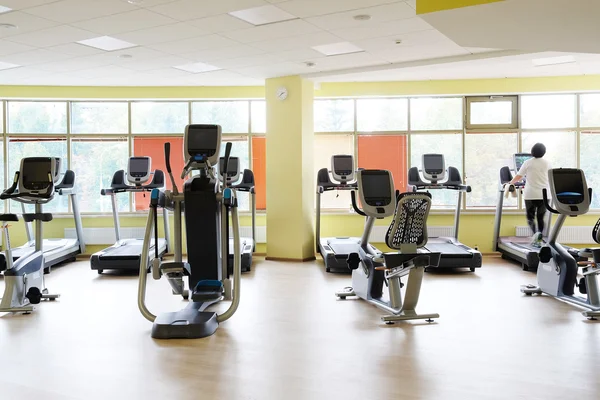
[1,256,599,400]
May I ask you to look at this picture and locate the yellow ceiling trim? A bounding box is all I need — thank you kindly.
[417,0,505,14]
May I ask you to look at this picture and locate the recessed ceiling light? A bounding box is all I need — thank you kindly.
[125,0,144,4]
[0,6,12,14]
[353,14,371,21]
[173,62,221,74]
[395,39,403,45]
[0,61,20,71]
[532,55,577,67]
[312,42,364,56]
[0,23,17,29]
[119,54,133,59]
[77,36,138,51]
[229,5,297,26]
[305,62,316,68]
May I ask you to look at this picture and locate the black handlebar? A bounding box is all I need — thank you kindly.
[350,191,367,217]
[542,188,560,214]
[164,143,172,174]
[222,142,233,187]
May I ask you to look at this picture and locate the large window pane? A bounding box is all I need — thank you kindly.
[358,135,408,191]
[219,137,250,211]
[131,102,189,134]
[410,133,462,208]
[465,133,518,208]
[521,95,576,129]
[314,99,354,132]
[252,137,266,210]
[71,102,128,134]
[521,131,576,169]
[580,94,600,128]
[314,134,354,209]
[0,101,3,133]
[8,102,67,134]
[71,139,129,213]
[8,138,68,213]
[251,101,266,134]
[357,98,408,132]
[0,141,3,212]
[467,96,518,129]
[410,98,462,131]
[581,133,600,208]
[192,101,249,134]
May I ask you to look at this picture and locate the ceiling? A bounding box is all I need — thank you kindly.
[0,0,597,86]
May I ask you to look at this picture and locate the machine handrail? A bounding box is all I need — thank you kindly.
[350,191,367,217]
[542,189,560,214]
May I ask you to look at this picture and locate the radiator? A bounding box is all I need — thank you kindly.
[371,226,454,243]
[65,226,267,245]
[516,226,593,244]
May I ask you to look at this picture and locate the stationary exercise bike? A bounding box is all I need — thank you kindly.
[335,169,440,324]
[0,157,60,313]
[521,168,600,320]
[138,124,242,339]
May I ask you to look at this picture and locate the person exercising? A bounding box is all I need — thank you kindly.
[510,143,551,247]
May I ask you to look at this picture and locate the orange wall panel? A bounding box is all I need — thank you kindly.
[252,137,267,210]
[357,135,408,191]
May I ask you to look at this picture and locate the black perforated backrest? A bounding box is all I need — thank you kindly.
[55,170,75,190]
[446,167,462,185]
[593,218,600,244]
[386,192,432,249]
[500,166,513,184]
[146,170,165,189]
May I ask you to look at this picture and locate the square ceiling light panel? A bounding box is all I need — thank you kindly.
[312,42,364,56]
[173,61,221,73]
[229,5,297,26]
[77,36,137,51]
[0,6,12,13]
[0,61,20,70]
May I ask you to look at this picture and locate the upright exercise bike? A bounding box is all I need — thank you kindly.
[138,124,242,339]
[336,169,440,324]
[0,157,60,313]
[521,168,600,320]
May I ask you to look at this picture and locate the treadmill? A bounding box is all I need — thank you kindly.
[316,155,360,273]
[493,153,581,271]
[90,157,169,274]
[409,154,482,271]
[9,157,85,274]
[217,156,255,273]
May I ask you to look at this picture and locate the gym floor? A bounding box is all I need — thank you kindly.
[1,257,599,400]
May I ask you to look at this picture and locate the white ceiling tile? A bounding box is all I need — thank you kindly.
[113,0,178,6]
[312,42,364,56]
[113,22,206,45]
[25,0,137,24]
[269,48,324,62]
[306,2,415,30]
[0,67,50,84]
[0,39,35,56]
[232,61,307,78]
[149,0,267,21]
[187,14,254,33]
[223,19,321,43]
[78,36,138,51]
[211,53,283,69]
[0,11,59,38]
[277,0,400,18]
[48,43,105,56]
[72,9,177,35]
[70,64,136,79]
[35,53,117,72]
[119,54,192,71]
[184,69,263,85]
[0,61,20,70]
[331,17,432,41]
[405,0,416,10]
[148,34,238,54]
[355,30,455,52]
[0,6,11,14]
[142,66,196,78]
[371,44,469,63]
[6,25,97,47]
[229,4,297,26]
[307,51,389,72]
[173,61,221,73]
[265,0,287,3]
[181,45,268,62]
[0,48,74,65]
[251,31,343,52]
[0,0,59,9]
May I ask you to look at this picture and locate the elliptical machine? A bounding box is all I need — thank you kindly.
[0,157,60,313]
[521,168,600,320]
[335,169,440,324]
[138,124,242,339]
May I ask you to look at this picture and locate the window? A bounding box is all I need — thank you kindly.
[465,133,518,207]
[131,102,189,134]
[521,131,576,169]
[580,94,600,128]
[71,138,129,213]
[251,137,266,211]
[410,97,463,131]
[580,133,600,208]
[357,98,408,132]
[133,136,184,211]
[8,137,68,213]
[521,95,576,129]
[466,96,518,129]
[8,101,67,134]
[220,137,250,211]
[71,102,128,134]
[251,101,266,134]
[314,99,354,132]
[410,133,462,208]
[358,135,408,191]
[314,134,354,209]
[192,101,249,133]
